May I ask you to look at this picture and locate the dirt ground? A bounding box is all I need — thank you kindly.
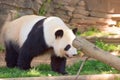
[0,52,87,67]
[0,51,119,67]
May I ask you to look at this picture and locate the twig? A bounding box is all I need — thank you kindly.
[74,56,89,80]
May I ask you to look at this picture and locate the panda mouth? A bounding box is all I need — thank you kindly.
[65,54,72,58]
[65,54,69,57]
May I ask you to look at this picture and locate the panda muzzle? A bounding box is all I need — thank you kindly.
[65,53,77,58]
[65,54,69,57]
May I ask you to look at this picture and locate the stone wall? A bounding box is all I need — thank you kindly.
[47,0,118,31]
[0,0,43,28]
[0,0,120,32]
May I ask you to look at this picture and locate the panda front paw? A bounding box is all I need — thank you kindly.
[60,71,68,75]
[18,66,31,70]
[52,69,68,75]
[17,63,31,70]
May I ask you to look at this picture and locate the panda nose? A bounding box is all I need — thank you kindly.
[73,54,77,56]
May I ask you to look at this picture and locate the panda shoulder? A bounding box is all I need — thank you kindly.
[47,16,61,21]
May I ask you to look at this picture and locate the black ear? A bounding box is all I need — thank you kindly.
[72,28,78,34]
[55,29,64,39]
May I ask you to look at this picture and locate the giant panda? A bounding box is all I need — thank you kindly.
[1,15,77,74]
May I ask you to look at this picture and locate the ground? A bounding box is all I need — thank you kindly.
[0,52,86,67]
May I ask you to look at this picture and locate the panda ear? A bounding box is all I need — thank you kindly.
[55,29,64,39]
[72,28,78,34]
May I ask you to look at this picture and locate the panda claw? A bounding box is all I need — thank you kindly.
[61,72,68,75]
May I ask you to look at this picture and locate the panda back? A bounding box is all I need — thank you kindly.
[2,15,46,47]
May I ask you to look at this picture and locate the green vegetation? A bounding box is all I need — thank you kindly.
[77,27,117,37]
[39,0,52,15]
[76,27,120,52]
[67,60,119,75]
[116,21,120,27]
[0,45,4,52]
[95,40,120,51]
[0,60,119,78]
[80,27,100,36]
[0,64,60,78]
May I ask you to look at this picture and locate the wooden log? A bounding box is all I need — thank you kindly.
[73,37,120,71]
[1,74,120,80]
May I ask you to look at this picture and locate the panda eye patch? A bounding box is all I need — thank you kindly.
[64,44,71,51]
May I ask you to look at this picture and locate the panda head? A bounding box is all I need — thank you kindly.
[53,28,77,58]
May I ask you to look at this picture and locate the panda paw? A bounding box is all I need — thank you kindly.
[17,65,31,70]
[57,71,68,75]
[61,71,68,75]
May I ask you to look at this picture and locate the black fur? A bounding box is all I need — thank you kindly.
[64,44,71,51]
[5,41,19,68]
[72,28,77,34]
[51,54,67,75]
[55,29,63,39]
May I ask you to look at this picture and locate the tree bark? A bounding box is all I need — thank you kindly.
[73,36,120,71]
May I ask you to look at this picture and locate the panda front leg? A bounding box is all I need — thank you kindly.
[17,50,33,70]
[51,54,68,75]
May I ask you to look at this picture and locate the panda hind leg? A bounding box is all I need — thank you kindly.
[5,42,18,68]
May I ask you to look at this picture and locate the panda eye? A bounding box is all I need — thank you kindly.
[64,44,71,51]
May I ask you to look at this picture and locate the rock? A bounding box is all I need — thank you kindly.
[71,18,96,25]
[73,14,85,18]
[0,0,42,14]
[68,0,79,6]
[59,6,75,12]
[78,0,86,6]
[53,0,79,6]
[54,9,67,15]
[90,11,111,18]
[84,17,116,25]
[54,14,70,23]
[67,11,73,17]
[0,0,43,30]
[76,6,86,10]
[0,15,8,29]
[74,9,89,16]
[0,0,118,36]
[53,0,69,5]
